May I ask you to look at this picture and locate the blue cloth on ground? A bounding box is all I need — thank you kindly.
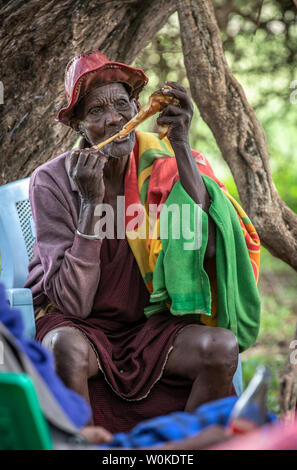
[108,396,237,448]
[0,282,91,429]
[107,397,277,449]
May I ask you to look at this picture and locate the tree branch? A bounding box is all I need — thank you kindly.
[177,0,297,271]
[0,0,177,184]
[279,325,297,421]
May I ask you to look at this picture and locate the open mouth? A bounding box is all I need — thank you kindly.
[113,134,130,144]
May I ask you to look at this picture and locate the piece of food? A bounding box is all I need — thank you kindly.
[96,85,179,150]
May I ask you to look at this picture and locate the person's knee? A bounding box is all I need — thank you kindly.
[201,327,238,372]
[42,327,89,378]
[191,327,239,379]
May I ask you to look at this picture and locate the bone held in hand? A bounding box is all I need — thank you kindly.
[96,86,179,150]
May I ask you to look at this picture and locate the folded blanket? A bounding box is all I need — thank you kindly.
[125,131,261,352]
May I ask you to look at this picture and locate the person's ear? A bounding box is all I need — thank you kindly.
[70,117,80,133]
[70,119,86,139]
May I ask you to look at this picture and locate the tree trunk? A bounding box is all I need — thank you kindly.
[177,0,297,418]
[177,0,297,272]
[279,326,297,422]
[0,0,176,184]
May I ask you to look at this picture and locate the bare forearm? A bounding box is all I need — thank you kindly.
[77,200,102,237]
[172,140,210,210]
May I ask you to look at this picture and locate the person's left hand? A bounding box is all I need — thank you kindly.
[156,81,194,146]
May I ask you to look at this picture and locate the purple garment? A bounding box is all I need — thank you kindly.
[24,151,103,317]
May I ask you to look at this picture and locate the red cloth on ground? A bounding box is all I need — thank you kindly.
[35,236,194,433]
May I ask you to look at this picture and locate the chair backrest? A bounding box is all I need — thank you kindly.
[0,372,53,450]
[0,178,35,288]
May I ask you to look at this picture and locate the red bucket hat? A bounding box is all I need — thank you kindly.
[56,50,148,126]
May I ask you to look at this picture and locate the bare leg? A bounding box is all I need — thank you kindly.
[42,326,99,419]
[164,324,239,412]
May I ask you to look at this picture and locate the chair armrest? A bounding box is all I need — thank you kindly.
[5,288,36,340]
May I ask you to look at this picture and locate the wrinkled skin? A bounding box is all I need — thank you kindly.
[43,81,238,428]
[69,83,137,234]
[157,81,194,145]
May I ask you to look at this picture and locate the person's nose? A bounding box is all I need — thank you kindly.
[105,107,123,129]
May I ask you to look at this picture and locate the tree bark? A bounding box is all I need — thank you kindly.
[0,0,176,184]
[279,325,297,422]
[177,0,297,418]
[177,0,297,272]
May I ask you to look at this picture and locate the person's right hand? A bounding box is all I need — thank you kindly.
[80,425,113,445]
[69,148,107,204]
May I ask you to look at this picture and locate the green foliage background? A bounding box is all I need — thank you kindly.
[133,7,297,211]
[132,5,297,414]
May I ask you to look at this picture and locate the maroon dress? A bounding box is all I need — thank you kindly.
[34,231,194,433]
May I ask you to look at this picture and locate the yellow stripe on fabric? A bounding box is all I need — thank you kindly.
[222,189,260,246]
[140,178,150,206]
[159,136,175,156]
[149,240,162,272]
[222,190,249,220]
[126,207,154,283]
[248,248,261,254]
[245,226,258,234]
[137,131,165,156]
[137,131,175,156]
[138,165,153,193]
[138,148,170,174]
[137,132,174,173]
[251,258,259,281]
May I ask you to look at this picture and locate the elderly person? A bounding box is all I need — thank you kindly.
[25,51,261,433]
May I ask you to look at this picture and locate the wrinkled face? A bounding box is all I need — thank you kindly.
[73,83,138,158]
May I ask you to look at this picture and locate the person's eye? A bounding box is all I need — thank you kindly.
[115,100,129,109]
[90,106,103,115]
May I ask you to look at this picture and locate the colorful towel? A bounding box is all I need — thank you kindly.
[124,132,261,352]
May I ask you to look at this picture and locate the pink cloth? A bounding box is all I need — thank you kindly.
[211,419,297,450]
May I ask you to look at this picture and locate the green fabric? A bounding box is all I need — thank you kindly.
[150,180,211,317]
[149,175,261,353]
